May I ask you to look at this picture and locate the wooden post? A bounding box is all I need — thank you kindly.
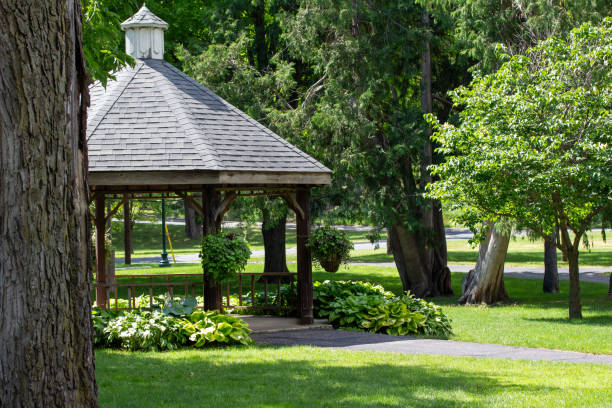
[123,194,131,265]
[296,187,313,324]
[202,186,222,311]
[95,194,107,309]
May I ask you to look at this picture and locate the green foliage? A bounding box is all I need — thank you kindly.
[93,308,252,351]
[159,294,198,317]
[200,233,251,283]
[102,310,189,351]
[427,19,612,245]
[308,226,354,268]
[314,280,452,337]
[313,280,393,316]
[183,311,252,347]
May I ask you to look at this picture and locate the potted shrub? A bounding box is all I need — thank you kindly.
[199,233,251,283]
[308,226,353,272]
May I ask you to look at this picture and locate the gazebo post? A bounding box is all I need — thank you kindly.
[202,186,222,311]
[95,193,107,309]
[296,187,313,324]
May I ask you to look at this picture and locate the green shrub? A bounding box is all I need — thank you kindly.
[313,280,393,317]
[94,304,253,351]
[103,311,188,351]
[183,311,252,347]
[313,280,453,338]
[200,233,251,283]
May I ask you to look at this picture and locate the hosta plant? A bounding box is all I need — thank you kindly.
[183,311,252,347]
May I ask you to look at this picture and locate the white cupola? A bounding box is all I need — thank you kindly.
[121,4,169,60]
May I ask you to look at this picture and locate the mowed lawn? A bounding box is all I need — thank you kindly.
[111,222,612,267]
[95,347,612,408]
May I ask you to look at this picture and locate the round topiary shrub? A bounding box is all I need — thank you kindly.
[200,233,251,283]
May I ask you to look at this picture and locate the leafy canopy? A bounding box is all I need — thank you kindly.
[427,19,612,248]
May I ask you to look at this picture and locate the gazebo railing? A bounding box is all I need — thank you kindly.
[93,272,297,312]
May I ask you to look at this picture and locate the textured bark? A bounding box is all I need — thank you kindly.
[262,207,289,274]
[607,272,612,300]
[386,9,453,299]
[0,1,98,406]
[123,197,132,264]
[184,196,201,239]
[543,232,559,293]
[459,223,510,304]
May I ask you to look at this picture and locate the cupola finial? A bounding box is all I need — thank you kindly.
[121,4,168,59]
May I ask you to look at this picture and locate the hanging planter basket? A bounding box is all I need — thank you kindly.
[319,256,342,273]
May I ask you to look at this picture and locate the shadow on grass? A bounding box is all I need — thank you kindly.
[524,314,612,327]
[95,347,561,408]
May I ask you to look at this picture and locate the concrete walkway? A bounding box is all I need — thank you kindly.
[252,327,612,365]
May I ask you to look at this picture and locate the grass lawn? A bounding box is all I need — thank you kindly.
[111,222,611,267]
[109,263,612,354]
[96,346,612,408]
[350,233,612,267]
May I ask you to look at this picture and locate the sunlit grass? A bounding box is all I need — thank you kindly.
[96,347,612,408]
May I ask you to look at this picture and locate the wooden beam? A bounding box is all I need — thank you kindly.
[281,193,305,220]
[104,198,128,223]
[214,192,237,222]
[95,194,107,309]
[176,192,204,217]
[296,188,313,324]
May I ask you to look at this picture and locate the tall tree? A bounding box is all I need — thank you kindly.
[281,0,466,297]
[0,1,97,406]
[445,0,611,301]
[428,20,612,318]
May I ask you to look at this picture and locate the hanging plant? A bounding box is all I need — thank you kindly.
[308,226,353,272]
[200,233,251,283]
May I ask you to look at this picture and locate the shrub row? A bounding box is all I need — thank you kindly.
[313,280,453,338]
[92,307,252,351]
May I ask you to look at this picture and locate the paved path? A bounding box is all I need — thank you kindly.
[252,328,612,365]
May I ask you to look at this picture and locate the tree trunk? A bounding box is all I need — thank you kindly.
[0,1,98,406]
[543,232,559,293]
[262,207,289,274]
[184,196,201,239]
[123,197,132,265]
[566,247,582,319]
[459,222,510,304]
[607,272,612,300]
[387,8,452,299]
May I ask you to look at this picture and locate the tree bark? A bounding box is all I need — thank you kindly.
[202,187,222,311]
[543,232,559,293]
[262,207,289,274]
[123,197,132,265]
[607,272,612,300]
[0,1,98,406]
[459,222,510,304]
[388,9,453,299]
[184,196,201,239]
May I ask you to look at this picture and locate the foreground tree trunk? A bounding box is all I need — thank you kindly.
[0,1,98,406]
[607,272,612,300]
[262,207,289,274]
[543,232,559,293]
[459,223,510,304]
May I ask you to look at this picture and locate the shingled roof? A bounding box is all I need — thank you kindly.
[87,7,330,188]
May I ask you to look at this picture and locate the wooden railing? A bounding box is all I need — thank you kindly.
[93,272,296,312]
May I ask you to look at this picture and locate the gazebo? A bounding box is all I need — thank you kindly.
[88,5,331,324]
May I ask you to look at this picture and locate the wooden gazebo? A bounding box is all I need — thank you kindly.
[88,5,331,323]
